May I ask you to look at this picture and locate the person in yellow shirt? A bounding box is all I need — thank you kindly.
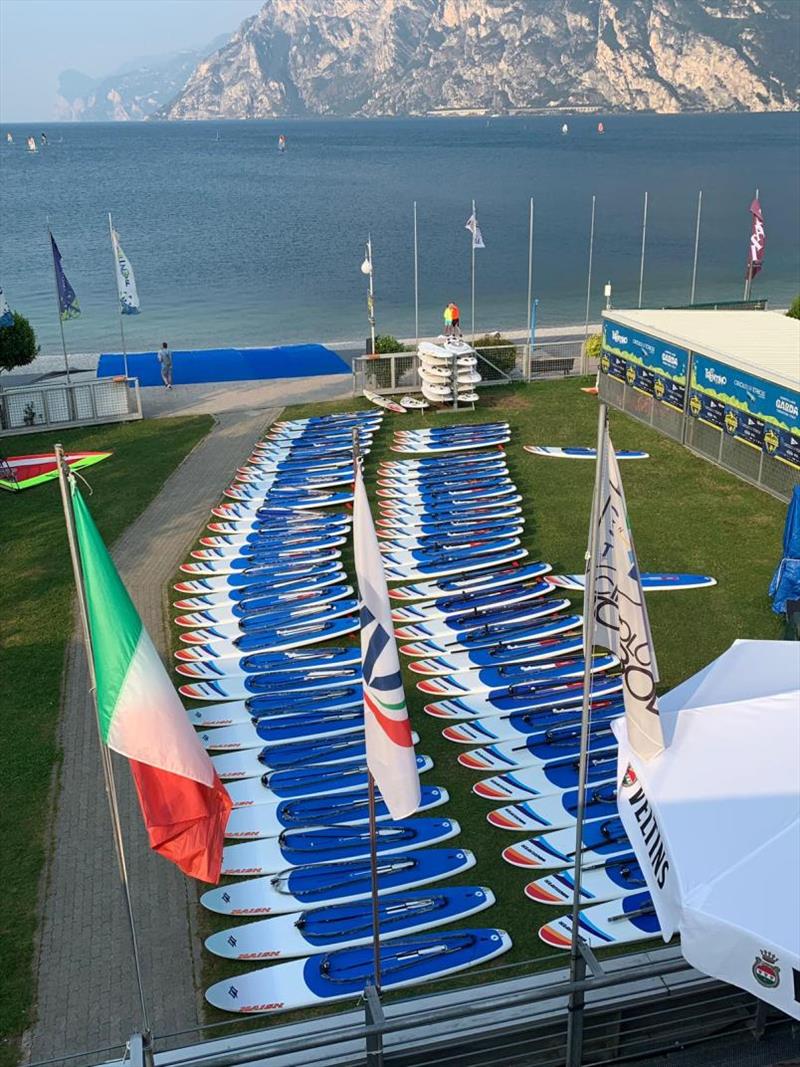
[443,303,453,337]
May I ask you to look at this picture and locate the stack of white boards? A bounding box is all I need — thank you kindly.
[174,409,512,1012]
[417,340,482,406]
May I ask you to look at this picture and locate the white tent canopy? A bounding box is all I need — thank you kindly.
[613,640,800,1019]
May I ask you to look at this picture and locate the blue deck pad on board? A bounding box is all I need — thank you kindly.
[97,344,349,386]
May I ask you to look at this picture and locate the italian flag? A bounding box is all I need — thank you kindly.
[73,483,231,882]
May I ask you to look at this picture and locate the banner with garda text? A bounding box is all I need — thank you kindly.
[111,227,141,315]
[592,433,665,761]
[49,233,81,321]
[353,459,421,819]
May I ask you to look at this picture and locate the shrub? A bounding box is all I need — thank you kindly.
[787,295,800,320]
[0,312,39,373]
[584,332,602,360]
[374,334,409,354]
[472,333,518,379]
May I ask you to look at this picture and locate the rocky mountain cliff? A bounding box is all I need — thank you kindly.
[157,0,799,119]
[56,36,229,121]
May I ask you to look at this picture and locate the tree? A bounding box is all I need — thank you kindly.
[584,332,602,360]
[374,334,409,354]
[787,295,800,320]
[0,312,39,373]
[472,333,518,378]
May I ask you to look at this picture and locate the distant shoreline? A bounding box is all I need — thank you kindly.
[3,110,799,126]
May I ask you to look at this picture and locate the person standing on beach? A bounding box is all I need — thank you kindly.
[158,341,173,389]
[450,302,461,338]
[443,303,453,337]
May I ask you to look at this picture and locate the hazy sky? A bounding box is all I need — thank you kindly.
[0,0,260,122]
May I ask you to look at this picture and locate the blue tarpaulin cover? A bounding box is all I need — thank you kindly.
[97,344,349,387]
[769,485,800,614]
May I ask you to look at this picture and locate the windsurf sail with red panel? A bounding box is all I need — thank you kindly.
[0,451,111,492]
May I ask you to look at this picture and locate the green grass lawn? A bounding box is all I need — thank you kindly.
[0,415,212,1067]
[192,380,786,1030]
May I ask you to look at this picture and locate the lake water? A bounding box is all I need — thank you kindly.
[1,114,799,358]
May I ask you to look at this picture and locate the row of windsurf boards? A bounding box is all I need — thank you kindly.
[381,423,670,952]
[178,413,517,1013]
[177,412,715,1011]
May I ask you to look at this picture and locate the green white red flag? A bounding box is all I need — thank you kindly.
[72,483,231,881]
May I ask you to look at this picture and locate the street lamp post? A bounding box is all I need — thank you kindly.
[361,237,376,357]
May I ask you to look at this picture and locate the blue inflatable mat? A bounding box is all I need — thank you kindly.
[97,345,349,387]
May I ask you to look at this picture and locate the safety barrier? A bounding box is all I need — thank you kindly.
[352,341,592,396]
[34,946,795,1067]
[0,376,142,436]
[599,372,800,503]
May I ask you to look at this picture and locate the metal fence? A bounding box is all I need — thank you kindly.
[0,376,142,436]
[599,373,800,502]
[352,341,591,396]
[71,947,796,1067]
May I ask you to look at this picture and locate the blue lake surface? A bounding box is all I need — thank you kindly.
[1,114,798,356]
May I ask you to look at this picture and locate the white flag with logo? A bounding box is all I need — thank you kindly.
[592,431,665,760]
[465,211,485,250]
[111,226,140,315]
[353,459,421,818]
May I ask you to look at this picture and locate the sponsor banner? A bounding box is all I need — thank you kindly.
[601,321,688,411]
[689,354,800,470]
[614,746,677,936]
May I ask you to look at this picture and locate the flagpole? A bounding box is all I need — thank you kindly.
[413,202,419,343]
[583,195,596,341]
[637,191,648,309]
[565,402,608,1066]
[367,236,376,357]
[471,199,476,341]
[47,223,71,384]
[690,190,702,305]
[526,197,534,345]
[54,444,151,1044]
[352,428,382,995]
[108,213,129,379]
[743,187,759,302]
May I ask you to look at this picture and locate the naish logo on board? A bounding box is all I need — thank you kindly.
[621,780,670,890]
[752,950,781,989]
[777,397,799,419]
[703,367,727,387]
[610,329,628,346]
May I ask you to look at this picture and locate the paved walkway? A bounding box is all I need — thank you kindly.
[26,405,282,1065]
[140,373,352,419]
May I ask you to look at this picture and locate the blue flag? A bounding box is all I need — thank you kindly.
[0,283,13,328]
[50,233,81,320]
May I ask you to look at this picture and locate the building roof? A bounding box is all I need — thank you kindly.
[602,310,800,391]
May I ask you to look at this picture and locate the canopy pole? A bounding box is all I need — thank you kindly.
[565,402,608,1066]
[54,444,152,1049]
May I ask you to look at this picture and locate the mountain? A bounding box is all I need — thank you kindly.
[55,36,230,121]
[155,0,799,119]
